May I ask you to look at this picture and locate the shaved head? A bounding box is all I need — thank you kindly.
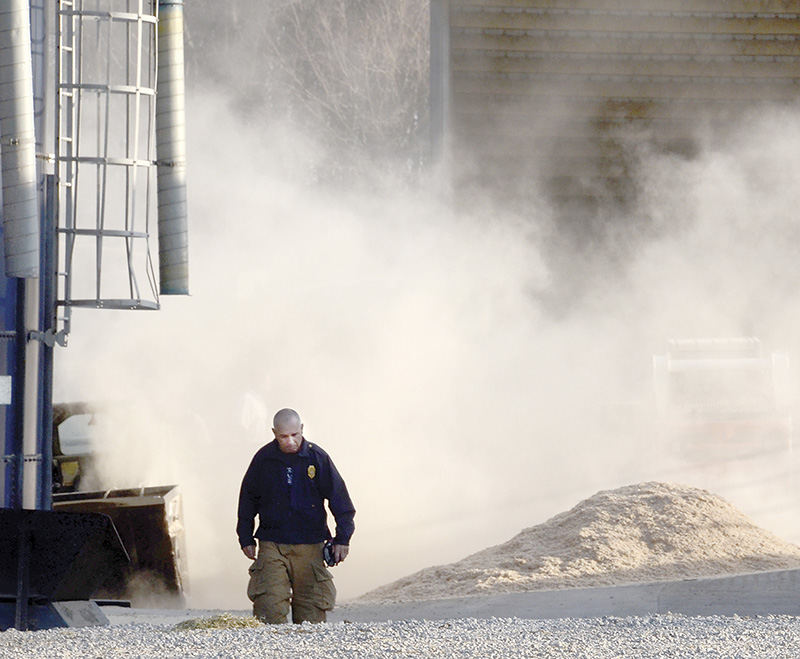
[273,408,301,429]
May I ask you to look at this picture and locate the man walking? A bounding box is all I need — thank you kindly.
[237,408,355,623]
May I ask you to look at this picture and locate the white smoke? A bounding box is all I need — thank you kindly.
[51,79,800,609]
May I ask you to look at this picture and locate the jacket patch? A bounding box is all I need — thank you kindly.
[307,465,316,479]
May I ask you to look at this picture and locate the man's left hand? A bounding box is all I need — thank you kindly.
[333,544,349,564]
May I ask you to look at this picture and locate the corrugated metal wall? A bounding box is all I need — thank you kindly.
[446,1,800,205]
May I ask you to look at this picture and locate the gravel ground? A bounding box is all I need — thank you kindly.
[2,615,800,658]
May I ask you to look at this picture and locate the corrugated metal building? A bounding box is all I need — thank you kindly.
[432,1,800,209]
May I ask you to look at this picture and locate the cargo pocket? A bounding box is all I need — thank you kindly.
[247,558,266,602]
[310,561,337,610]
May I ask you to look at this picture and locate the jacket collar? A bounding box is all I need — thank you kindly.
[265,437,310,458]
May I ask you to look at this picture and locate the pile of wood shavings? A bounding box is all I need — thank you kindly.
[359,481,800,603]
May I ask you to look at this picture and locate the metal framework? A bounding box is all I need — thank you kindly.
[56,0,159,321]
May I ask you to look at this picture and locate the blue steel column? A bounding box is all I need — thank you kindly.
[36,175,55,510]
[0,278,19,508]
[7,280,25,510]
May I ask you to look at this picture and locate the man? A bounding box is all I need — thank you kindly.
[237,408,355,623]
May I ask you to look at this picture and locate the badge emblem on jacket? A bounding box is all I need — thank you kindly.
[307,465,316,479]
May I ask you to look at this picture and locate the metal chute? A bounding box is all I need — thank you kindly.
[156,0,188,296]
[0,0,39,279]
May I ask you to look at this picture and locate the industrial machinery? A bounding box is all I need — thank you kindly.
[0,0,189,630]
[51,402,94,492]
[653,338,793,458]
[50,402,188,606]
[53,486,187,606]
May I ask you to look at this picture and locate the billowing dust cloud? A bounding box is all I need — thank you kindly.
[52,97,800,606]
[52,11,800,607]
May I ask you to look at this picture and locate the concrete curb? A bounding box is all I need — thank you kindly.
[331,568,800,621]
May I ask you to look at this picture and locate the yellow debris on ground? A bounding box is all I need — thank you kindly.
[174,613,262,630]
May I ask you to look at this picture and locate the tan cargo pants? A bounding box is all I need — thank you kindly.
[247,540,336,624]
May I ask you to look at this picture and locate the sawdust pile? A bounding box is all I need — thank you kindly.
[358,482,800,603]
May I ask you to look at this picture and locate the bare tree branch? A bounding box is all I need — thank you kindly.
[187,1,429,175]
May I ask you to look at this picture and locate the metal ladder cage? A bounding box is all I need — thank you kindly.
[55,0,159,319]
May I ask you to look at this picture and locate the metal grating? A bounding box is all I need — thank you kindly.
[55,0,159,321]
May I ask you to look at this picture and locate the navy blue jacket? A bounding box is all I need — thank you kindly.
[236,438,355,548]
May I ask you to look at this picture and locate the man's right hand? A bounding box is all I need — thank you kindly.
[242,544,256,560]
